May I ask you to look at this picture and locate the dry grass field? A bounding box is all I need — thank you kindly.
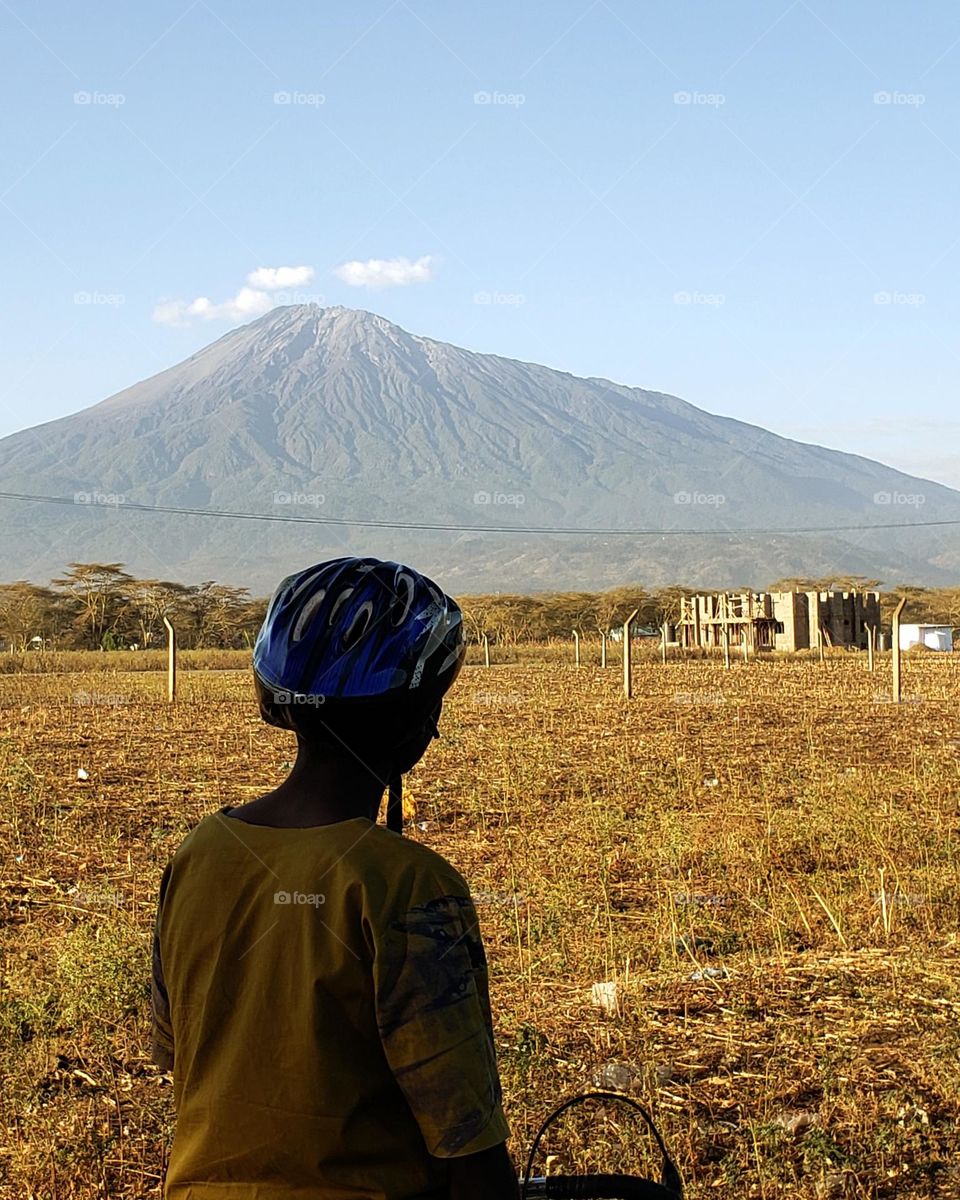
[2,651,959,1198]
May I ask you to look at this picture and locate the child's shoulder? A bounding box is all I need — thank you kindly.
[355,824,471,901]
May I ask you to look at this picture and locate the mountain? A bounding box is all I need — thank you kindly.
[1,304,957,593]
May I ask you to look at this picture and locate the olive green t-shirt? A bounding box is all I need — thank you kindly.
[152,809,509,1199]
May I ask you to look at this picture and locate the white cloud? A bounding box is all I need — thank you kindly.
[152,287,273,326]
[153,266,317,326]
[247,265,315,290]
[333,254,435,289]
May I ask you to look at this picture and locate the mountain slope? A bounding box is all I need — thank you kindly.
[1,304,957,591]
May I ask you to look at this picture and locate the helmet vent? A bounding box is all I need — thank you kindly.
[328,587,355,627]
[342,600,374,649]
[291,588,326,642]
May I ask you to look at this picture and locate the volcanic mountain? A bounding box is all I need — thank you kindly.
[1,304,957,592]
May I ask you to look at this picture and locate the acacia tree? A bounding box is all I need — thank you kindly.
[0,582,58,650]
[184,582,253,648]
[124,579,193,647]
[52,563,133,649]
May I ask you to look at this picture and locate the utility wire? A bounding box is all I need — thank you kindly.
[0,489,957,537]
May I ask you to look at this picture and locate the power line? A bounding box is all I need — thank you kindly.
[0,489,957,538]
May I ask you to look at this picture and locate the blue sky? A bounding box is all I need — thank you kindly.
[2,0,959,485]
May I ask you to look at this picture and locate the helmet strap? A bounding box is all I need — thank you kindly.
[386,773,403,835]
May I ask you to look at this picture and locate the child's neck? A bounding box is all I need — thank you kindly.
[232,746,387,827]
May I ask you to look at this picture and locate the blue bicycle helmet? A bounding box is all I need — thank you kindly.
[253,558,465,831]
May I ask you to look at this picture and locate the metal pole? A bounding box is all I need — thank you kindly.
[623,608,639,699]
[163,615,176,702]
[892,598,906,703]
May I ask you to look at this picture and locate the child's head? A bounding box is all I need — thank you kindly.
[252,557,465,773]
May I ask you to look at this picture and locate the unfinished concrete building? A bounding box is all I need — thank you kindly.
[677,590,881,652]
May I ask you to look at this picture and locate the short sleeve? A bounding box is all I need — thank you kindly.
[372,875,510,1158]
[151,863,174,1070]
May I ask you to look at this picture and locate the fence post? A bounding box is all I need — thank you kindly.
[818,628,825,664]
[601,631,607,669]
[722,625,731,670]
[482,633,490,668]
[867,625,875,673]
[163,615,176,702]
[891,598,906,703]
[573,629,580,668]
[741,632,749,663]
[623,608,639,699]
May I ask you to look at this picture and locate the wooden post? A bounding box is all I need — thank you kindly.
[722,625,731,670]
[573,629,580,668]
[867,625,875,673]
[482,633,490,668]
[891,598,906,703]
[623,608,639,699]
[660,624,667,665]
[163,615,176,702]
[600,631,607,669]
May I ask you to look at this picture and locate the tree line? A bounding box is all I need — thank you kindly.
[0,565,956,651]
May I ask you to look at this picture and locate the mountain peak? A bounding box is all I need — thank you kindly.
[0,308,957,590]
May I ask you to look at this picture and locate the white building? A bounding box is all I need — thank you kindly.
[899,623,954,652]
